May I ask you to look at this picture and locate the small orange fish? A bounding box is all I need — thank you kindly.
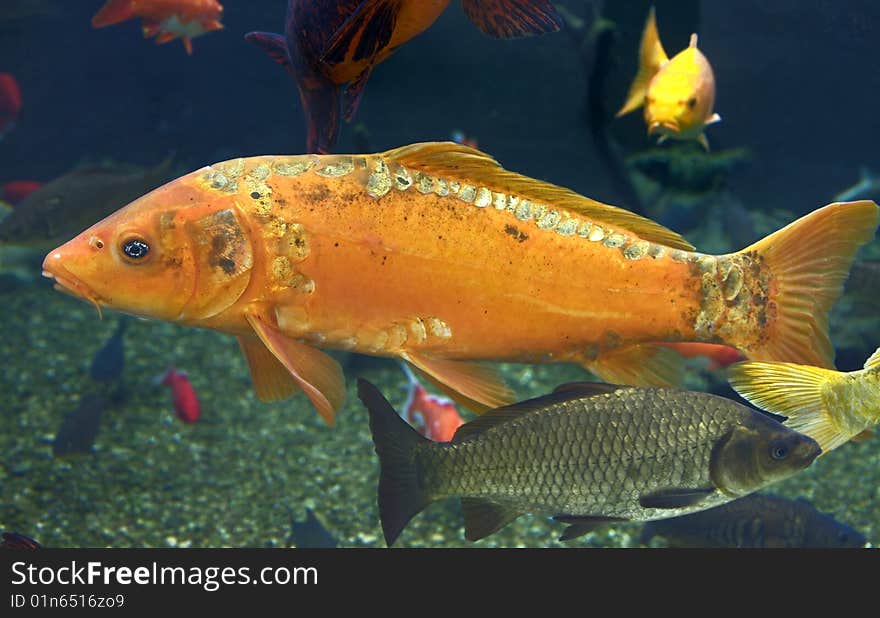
[658,342,745,370]
[400,362,464,442]
[91,0,224,55]
[617,7,720,150]
[246,0,562,153]
[41,142,879,425]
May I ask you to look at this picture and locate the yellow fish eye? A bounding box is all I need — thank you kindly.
[687,97,697,109]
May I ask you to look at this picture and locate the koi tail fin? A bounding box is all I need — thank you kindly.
[91,0,134,28]
[616,7,669,117]
[357,379,433,547]
[727,360,847,454]
[734,200,879,368]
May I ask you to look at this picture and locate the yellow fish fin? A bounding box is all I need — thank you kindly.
[727,361,849,454]
[616,6,668,118]
[237,335,301,402]
[382,142,694,251]
[582,344,685,387]
[733,200,879,369]
[689,33,699,48]
[245,309,345,426]
[697,133,710,151]
[402,352,516,414]
[863,347,880,370]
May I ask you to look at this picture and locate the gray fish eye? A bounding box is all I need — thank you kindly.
[770,441,789,460]
[121,238,150,260]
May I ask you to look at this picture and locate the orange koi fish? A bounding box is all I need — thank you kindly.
[91,0,224,55]
[617,7,720,150]
[41,142,878,426]
[245,0,561,153]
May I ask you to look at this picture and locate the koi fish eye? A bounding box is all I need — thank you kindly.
[120,237,150,262]
[769,440,789,461]
[687,97,697,109]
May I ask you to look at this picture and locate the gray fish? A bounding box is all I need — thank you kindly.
[89,317,129,383]
[640,493,866,548]
[357,379,821,546]
[289,508,338,548]
[53,393,108,457]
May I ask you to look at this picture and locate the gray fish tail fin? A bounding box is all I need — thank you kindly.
[357,378,433,547]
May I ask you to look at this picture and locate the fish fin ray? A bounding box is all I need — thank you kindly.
[244,31,294,75]
[863,347,880,370]
[320,0,401,66]
[616,6,668,117]
[237,336,301,402]
[851,428,874,442]
[403,353,515,414]
[697,133,710,151]
[245,310,345,425]
[357,379,432,546]
[726,361,849,453]
[343,66,373,122]
[639,487,715,509]
[583,344,685,387]
[734,200,879,369]
[461,0,563,39]
[460,498,523,541]
[553,515,628,541]
[91,0,135,27]
[382,142,694,250]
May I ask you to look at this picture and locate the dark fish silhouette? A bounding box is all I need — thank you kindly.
[640,493,867,548]
[53,393,108,457]
[245,0,561,153]
[289,508,338,548]
[1,532,41,549]
[89,317,128,383]
[358,379,821,546]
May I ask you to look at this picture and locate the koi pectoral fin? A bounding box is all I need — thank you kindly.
[244,310,346,426]
[403,352,516,414]
[237,335,301,402]
[581,344,684,387]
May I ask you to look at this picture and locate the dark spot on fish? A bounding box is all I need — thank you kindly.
[219,257,236,274]
[334,242,339,248]
[250,191,261,199]
[504,224,528,242]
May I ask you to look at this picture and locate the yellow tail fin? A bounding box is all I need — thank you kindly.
[737,200,878,368]
[616,7,668,117]
[727,360,848,454]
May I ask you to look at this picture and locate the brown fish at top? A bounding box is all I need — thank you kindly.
[245,1,562,153]
[41,142,879,425]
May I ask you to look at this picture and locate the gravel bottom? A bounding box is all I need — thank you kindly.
[2,282,877,548]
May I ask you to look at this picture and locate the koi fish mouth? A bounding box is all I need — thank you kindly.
[41,259,103,319]
[648,120,679,135]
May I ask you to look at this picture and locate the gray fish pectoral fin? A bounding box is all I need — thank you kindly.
[638,487,716,509]
[553,515,629,542]
[460,498,524,542]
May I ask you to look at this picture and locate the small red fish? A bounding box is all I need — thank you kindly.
[0,73,22,139]
[160,367,200,423]
[658,342,746,370]
[91,0,224,56]
[2,180,42,206]
[400,363,464,442]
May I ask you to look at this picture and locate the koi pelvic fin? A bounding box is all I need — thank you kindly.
[582,344,685,387]
[245,309,345,426]
[238,335,301,402]
[402,353,515,414]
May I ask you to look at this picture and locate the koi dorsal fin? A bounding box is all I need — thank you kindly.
[381,142,694,250]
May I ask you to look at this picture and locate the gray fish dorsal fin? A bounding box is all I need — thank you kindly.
[452,385,619,441]
[461,498,523,541]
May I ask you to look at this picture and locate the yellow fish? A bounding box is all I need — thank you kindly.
[727,348,880,454]
[617,7,720,150]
